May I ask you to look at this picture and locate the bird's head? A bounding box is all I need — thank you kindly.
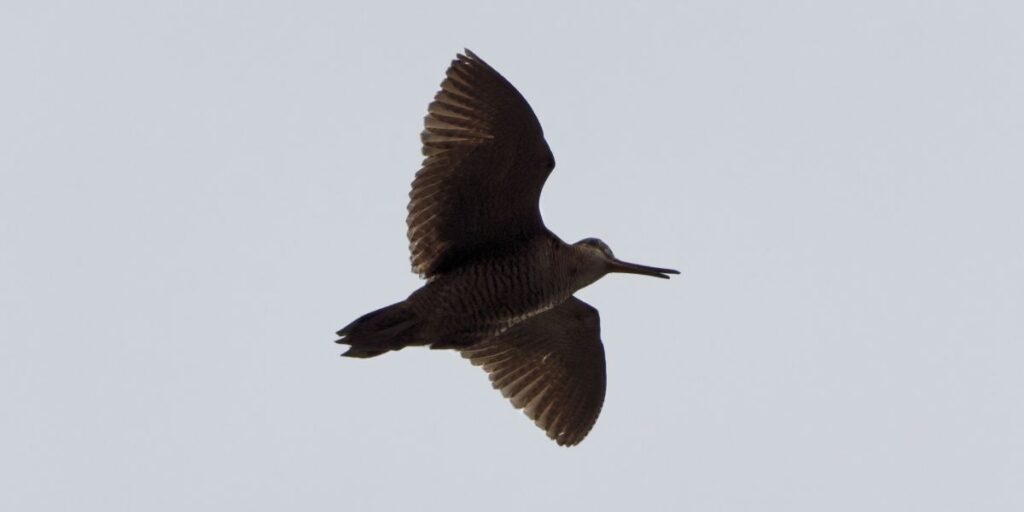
[572,238,680,284]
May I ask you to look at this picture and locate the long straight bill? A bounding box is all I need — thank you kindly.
[606,259,680,279]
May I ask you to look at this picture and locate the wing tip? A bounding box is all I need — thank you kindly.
[456,48,492,71]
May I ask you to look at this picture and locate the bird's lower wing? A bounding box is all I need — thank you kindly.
[459,297,606,446]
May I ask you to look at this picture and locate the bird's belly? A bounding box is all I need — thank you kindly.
[411,262,573,347]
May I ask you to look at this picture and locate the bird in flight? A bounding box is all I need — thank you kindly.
[336,50,679,446]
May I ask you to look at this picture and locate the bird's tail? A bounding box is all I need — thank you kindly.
[335,301,422,358]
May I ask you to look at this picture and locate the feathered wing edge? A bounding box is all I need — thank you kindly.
[460,297,606,446]
[408,49,553,278]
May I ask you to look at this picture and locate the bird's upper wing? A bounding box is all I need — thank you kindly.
[459,297,606,446]
[408,50,556,278]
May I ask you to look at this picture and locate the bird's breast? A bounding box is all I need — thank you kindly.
[409,244,577,342]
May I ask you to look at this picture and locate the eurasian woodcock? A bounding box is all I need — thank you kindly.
[337,50,679,446]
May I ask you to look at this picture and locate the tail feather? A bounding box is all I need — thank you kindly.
[336,301,420,358]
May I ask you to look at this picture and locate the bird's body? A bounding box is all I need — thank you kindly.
[336,50,678,445]
[341,233,607,354]
[407,234,577,345]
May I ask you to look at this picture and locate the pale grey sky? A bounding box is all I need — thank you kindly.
[2,1,1022,510]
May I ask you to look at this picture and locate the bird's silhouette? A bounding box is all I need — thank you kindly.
[337,50,678,446]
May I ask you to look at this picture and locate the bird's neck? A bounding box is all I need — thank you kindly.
[565,244,607,292]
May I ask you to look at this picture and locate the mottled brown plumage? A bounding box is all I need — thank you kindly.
[460,297,605,446]
[336,50,678,446]
[409,50,554,277]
